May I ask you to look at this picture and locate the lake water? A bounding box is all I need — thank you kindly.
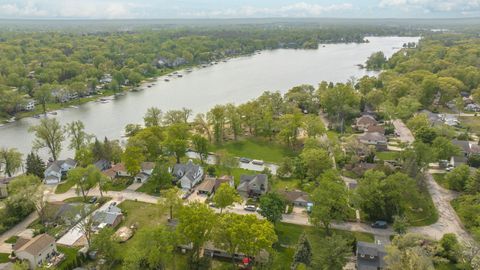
[0,36,420,160]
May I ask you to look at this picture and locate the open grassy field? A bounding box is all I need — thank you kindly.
[118,200,166,228]
[209,138,295,163]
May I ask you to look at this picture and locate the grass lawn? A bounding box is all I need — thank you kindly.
[55,180,75,194]
[459,116,480,134]
[117,200,166,229]
[136,179,162,196]
[104,177,133,191]
[375,151,400,161]
[4,235,18,244]
[0,253,9,263]
[209,138,295,163]
[405,189,438,226]
[432,173,450,190]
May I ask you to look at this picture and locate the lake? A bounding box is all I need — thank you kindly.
[0,36,420,160]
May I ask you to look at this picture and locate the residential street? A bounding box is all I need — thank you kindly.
[392,119,414,144]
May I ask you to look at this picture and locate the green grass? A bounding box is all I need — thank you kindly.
[136,179,162,196]
[117,200,166,229]
[104,177,133,191]
[0,253,9,263]
[209,138,295,163]
[4,235,18,244]
[55,180,75,194]
[432,173,450,190]
[376,151,400,161]
[405,189,439,227]
[459,116,480,134]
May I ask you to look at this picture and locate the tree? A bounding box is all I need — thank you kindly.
[445,164,470,191]
[177,202,215,266]
[68,165,99,202]
[25,151,45,178]
[385,234,435,270]
[466,170,480,194]
[34,84,52,115]
[320,83,360,133]
[0,148,23,177]
[225,103,242,140]
[216,150,237,174]
[302,114,325,138]
[123,226,176,270]
[439,233,460,262]
[65,120,92,151]
[91,227,120,267]
[74,205,95,246]
[160,188,183,221]
[191,134,209,164]
[236,214,277,258]
[29,118,64,161]
[415,126,437,144]
[366,51,387,70]
[149,163,173,193]
[300,148,332,181]
[311,234,352,270]
[193,113,212,142]
[309,170,349,235]
[122,145,145,176]
[164,123,189,164]
[212,183,241,213]
[143,107,163,127]
[393,215,409,235]
[277,112,303,147]
[292,232,312,268]
[277,157,294,178]
[432,136,460,161]
[208,105,226,144]
[259,192,286,225]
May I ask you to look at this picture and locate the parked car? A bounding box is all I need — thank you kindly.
[239,157,252,163]
[252,159,264,165]
[244,205,257,212]
[371,220,388,229]
[110,202,117,207]
[89,196,98,204]
[208,202,217,208]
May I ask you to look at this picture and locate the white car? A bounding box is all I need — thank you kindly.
[244,205,257,212]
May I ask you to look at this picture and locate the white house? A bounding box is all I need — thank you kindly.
[134,162,155,183]
[172,160,204,190]
[24,99,35,111]
[14,234,58,269]
[44,158,77,184]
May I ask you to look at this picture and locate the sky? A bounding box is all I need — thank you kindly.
[0,0,479,19]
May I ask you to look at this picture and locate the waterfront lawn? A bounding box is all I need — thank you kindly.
[0,253,9,263]
[209,138,295,163]
[104,177,133,191]
[55,180,75,194]
[432,173,450,190]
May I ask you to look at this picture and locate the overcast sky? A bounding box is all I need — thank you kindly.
[0,0,479,19]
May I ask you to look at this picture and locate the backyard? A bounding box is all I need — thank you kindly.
[55,180,76,194]
[459,116,480,134]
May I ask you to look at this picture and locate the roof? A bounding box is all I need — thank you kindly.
[63,158,77,167]
[238,174,268,192]
[358,132,387,144]
[141,162,155,171]
[366,125,385,134]
[356,115,377,126]
[103,163,126,178]
[452,140,470,153]
[93,211,122,225]
[357,241,387,270]
[94,159,110,171]
[197,178,216,193]
[278,190,310,203]
[14,234,55,255]
[214,175,233,190]
[45,162,62,174]
[173,160,202,183]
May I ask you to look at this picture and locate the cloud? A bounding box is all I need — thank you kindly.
[181,2,354,18]
[379,0,480,13]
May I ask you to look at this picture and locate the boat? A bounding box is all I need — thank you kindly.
[164,79,170,82]
[147,85,152,88]
[49,111,58,115]
[101,100,109,104]
[69,105,79,109]
[6,117,16,123]
[177,74,183,78]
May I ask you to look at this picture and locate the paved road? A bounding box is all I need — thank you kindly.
[392,119,414,144]
[0,212,38,253]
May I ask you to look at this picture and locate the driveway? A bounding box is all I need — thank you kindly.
[392,119,414,144]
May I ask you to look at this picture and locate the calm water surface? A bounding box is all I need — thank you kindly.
[0,36,420,159]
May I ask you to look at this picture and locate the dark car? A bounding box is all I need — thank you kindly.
[239,157,252,163]
[89,196,98,204]
[371,220,388,229]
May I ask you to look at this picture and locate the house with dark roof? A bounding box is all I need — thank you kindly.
[278,190,311,207]
[356,241,386,270]
[237,174,268,197]
[358,132,388,151]
[92,205,123,229]
[450,140,479,167]
[14,234,58,269]
[172,160,204,190]
[94,159,111,171]
[102,163,129,180]
[43,158,77,184]
[134,162,156,183]
[356,115,378,131]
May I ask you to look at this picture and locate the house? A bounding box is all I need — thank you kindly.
[197,175,234,195]
[356,241,386,270]
[449,140,480,167]
[44,158,77,184]
[134,162,155,183]
[94,159,111,171]
[237,174,268,197]
[358,132,388,151]
[355,115,378,131]
[444,114,459,127]
[99,74,112,84]
[366,125,385,134]
[0,182,7,198]
[102,163,129,180]
[465,103,480,112]
[24,99,35,111]
[14,234,59,269]
[172,160,204,190]
[52,202,91,226]
[92,205,123,229]
[419,110,443,126]
[278,190,311,207]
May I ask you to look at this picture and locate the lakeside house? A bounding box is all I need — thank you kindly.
[197,175,234,195]
[14,234,61,269]
[356,241,386,270]
[44,158,77,184]
[237,174,268,198]
[355,115,378,131]
[102,163,129,180]
[172,160,204,190]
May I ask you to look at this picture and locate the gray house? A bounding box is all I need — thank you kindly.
[237,174,268,197]
[44,158,77,184]
[356,241,386,270]
[358,132,388,151]
[172,160,204,190]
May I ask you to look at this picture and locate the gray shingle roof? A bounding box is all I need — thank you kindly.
[173,160,201,183]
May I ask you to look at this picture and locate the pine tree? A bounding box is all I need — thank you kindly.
[25,152,46,178]
[293,232,312,267]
